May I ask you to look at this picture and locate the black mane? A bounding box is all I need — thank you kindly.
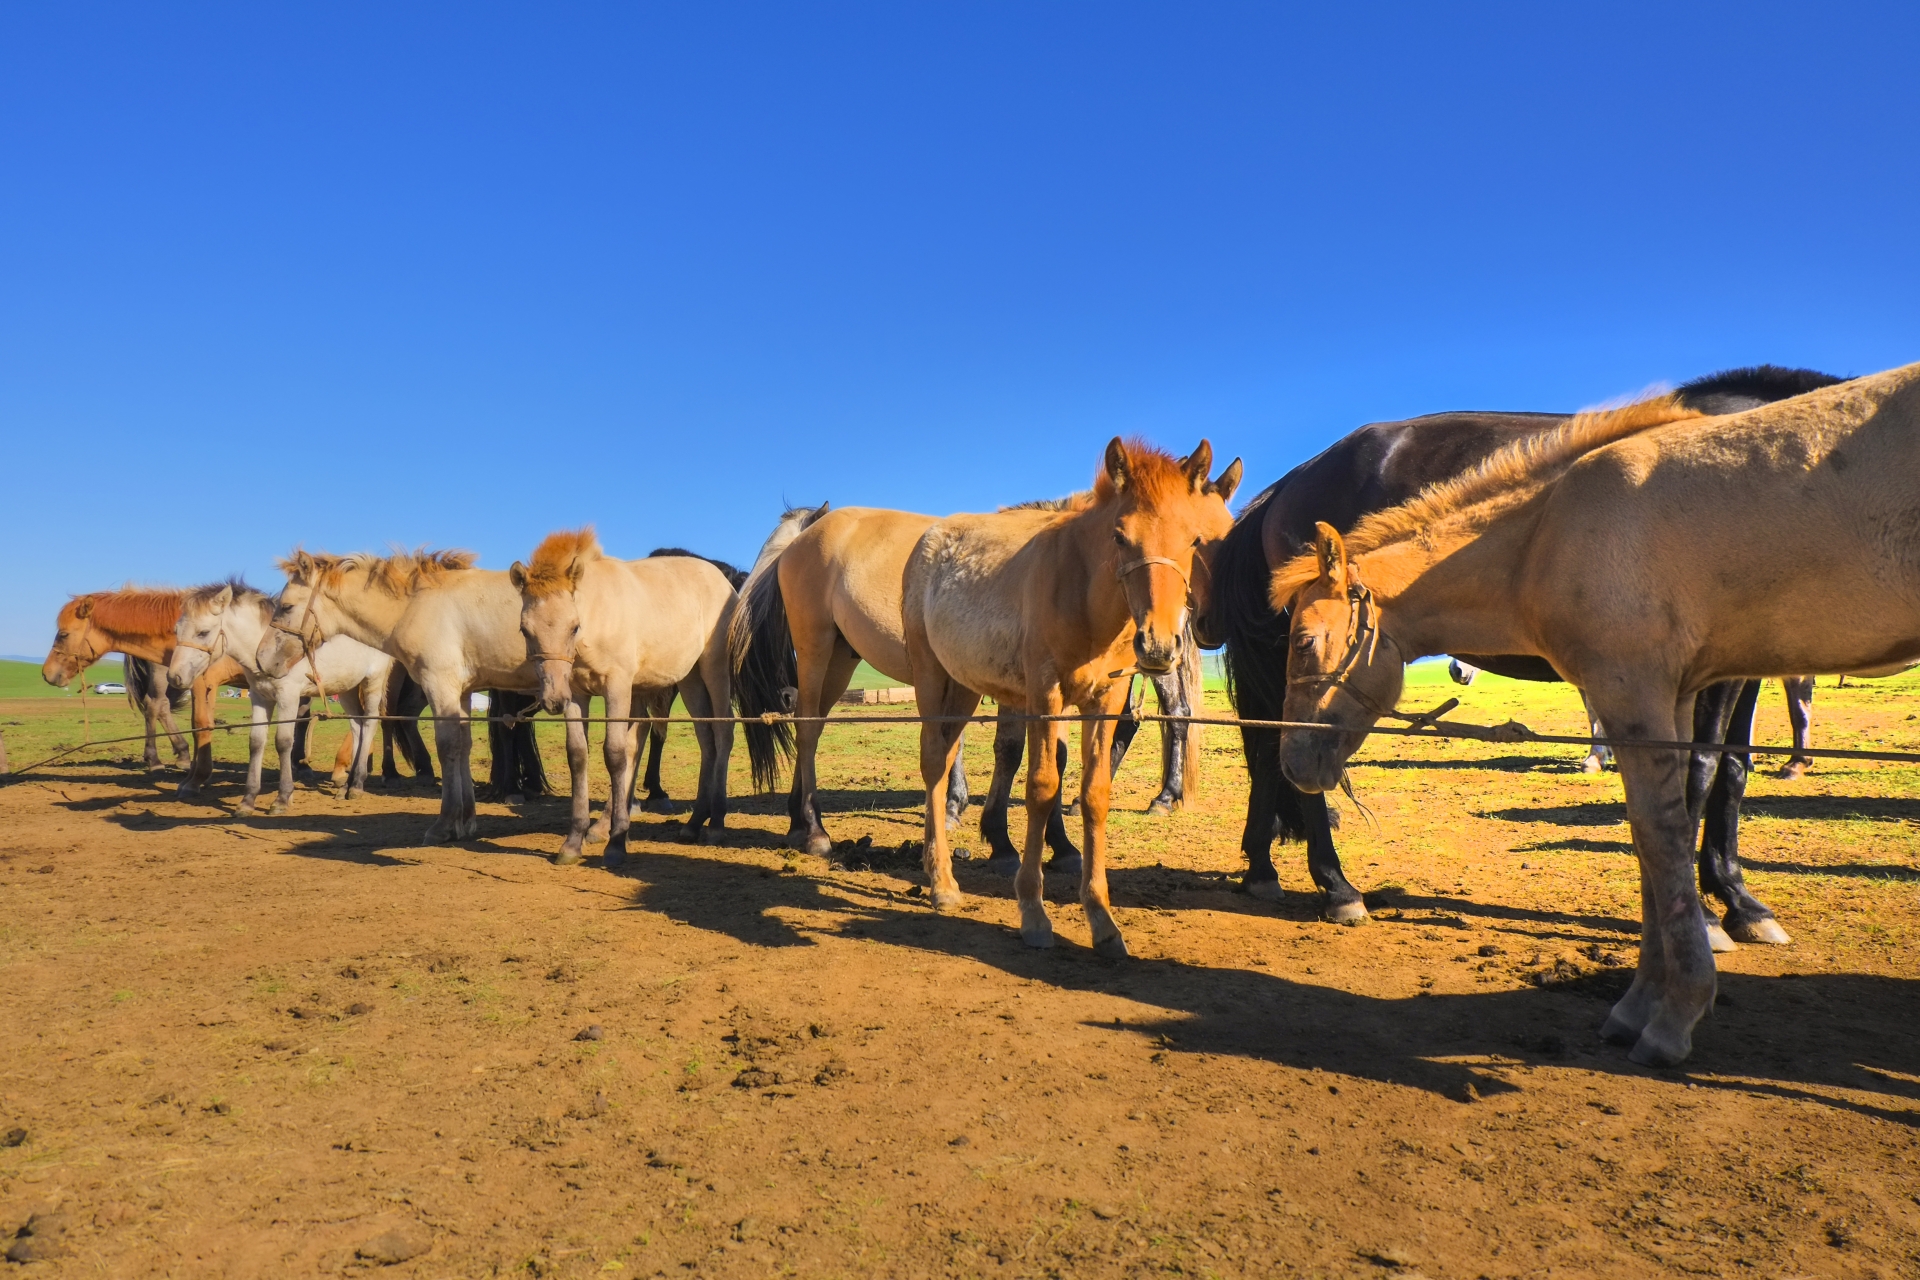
[1674,365,1844,415]
[648,546,746,590]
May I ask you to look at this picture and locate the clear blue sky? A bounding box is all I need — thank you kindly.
[4,3,1916,657]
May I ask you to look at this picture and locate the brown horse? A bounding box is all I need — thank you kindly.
[1273,364,1920,1065]
[42,589,248,793]
[902,438,1240,957]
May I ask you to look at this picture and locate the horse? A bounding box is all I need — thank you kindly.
[1207,365,1839,943]
[1274,363,1920,1065]
[730,503,999,857]
[258,549,540,843]
[383,668,438,785]
[902,438,1241,957]
[41,588,249,793]
[508,529,748,865]
[632,548,748,813]
[167,581,393,813]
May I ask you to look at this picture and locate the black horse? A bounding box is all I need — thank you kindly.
[1207,365,1842,943]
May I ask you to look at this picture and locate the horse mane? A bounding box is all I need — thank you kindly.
[648,547,746,590]
[1093,440,1191,508]
[521,528,601,598]
[182,576,262,609]
[278,547,477,596]
[73,587,187,636]
[1269,392,1704,602]
[1001,491,1095,514]
[1676,364,1845,410]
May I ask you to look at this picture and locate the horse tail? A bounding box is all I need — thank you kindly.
[730,534,801,794]
[1207,489,1306,841]
[124,656,188,714]
[1181,635,1204,801]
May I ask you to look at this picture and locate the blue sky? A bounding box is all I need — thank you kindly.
[4,3,1916,657]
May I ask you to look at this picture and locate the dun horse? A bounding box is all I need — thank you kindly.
[1274,364,1920,1065]
[903,438,1240,957]
[1209,365,1838,944]
[42,588,249,792]
[509,529,750,864]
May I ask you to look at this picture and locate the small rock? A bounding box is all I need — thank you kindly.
[1,1128,25,1148]
[356,1224,432,1265]
[262,1041,291,1052]
[206,1101,232,1116]
[1365,1244,1420,1268]
[346,1002,373,1016]
[22,1213,70,1238]
[338,965,362,980]
[288,1006,328,1021]
[948,1135,970,1147]
[592,1091,610,1114]
[6,1236,67,1263]
[574,1025,604,1042]
[1088,1203,1122,1220]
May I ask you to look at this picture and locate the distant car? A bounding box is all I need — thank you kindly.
[93,682,127,695]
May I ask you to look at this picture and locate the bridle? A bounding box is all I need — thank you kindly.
[270,582,331,701]
[1288,578,1402,719]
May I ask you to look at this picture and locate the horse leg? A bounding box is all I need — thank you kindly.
[1578,687,1611,773]
[554,693,593,865]
[338,686,372,800]
[1146,669,1186,816]
[1079,675,1140,817]
[271,701,300,815]
[140,691,163,768]
[791,637,860,857]
[290,697,314,781]
[1697,680,1790,945]
[945,735,970,833]
[1079,683,1130,959]
[1302,784,1362,922]
[1599,688,1716,1067]
[1239,722,1286,899]
[698,640,736,838]
[154,682,190,767]
[916,674,977,911]
[981,707,1024,871]
[1043,737,1083,876]
[178,673,219,797]
[1684,681,1743,954]
[1014,688,1065,948]
[641,707,673,813]
[1778,676,1815,779]
[420,679,470,844]
[241,695,269,814]
[601,685,640,868]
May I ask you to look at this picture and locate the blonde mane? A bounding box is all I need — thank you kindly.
[278,547,477,596]
[519,528,602,598]
[1270,393,1703,604]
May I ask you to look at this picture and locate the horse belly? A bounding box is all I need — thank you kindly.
[921,587,1026,703]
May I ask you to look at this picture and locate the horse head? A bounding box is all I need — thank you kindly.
[1102,437,1241,676]
[169,585,234,690]
[42,595,100,688]
[259,551,336,679]
[509,528,600,715]
[1276,522,1405,793]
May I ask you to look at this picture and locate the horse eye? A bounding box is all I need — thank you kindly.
[1112,530,1125,545]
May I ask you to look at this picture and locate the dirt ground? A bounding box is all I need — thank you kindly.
[2,670,1918,1279]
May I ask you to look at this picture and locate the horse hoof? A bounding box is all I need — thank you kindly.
[1092,933,1129,960]
[236,801,257,816]
[586,819,611,844]
[1064,800,1082,817]
[1726,916,1792,945]
[555,847,586,867]
[1323,898,1368,924]
[1146,799,1173,818]
[1019,902,1054,949]
[346,787,366,801]
[642,795,676,815]
[1045,854,1083,879]
[1244,877,1284,902]
[930,887,965,911]
[269,800,292,817]
[1705,922,1739,954]
[1581,756,1604,774]
[1627,1028,1691,1068]
[1775,762,1809,781]
[981,856,1021,879]
[804,834,833,858]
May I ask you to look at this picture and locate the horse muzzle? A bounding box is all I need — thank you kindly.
[1133,630,1181,676]
[1278,727,1351,795]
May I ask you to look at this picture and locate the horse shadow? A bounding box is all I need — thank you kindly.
[609,848,1920,1123]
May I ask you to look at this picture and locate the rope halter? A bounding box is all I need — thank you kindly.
[1287,577,1402,719]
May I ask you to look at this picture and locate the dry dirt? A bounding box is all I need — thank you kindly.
[2,672,1918,1279]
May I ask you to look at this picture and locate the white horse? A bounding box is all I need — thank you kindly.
[169,582,393,814]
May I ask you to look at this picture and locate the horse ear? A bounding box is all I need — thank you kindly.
[212,585,233,610]
[1315,522,1350,589]
[73,598,94,620]
[1104,437,1130,492]
[508,562,528,591]
[1183,441,1213,490]
[567,555,589,589]
[295,550,317,581]
[1209,457,1243,503]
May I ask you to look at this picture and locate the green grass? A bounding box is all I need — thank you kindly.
[0,657,127,698]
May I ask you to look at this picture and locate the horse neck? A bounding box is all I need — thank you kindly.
[218,596,274,674]
[318,572,412,648]
[1057,500,1134,647]
[86,621,172,664]
[1361,497,1546,661]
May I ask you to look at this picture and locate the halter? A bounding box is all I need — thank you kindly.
[270,581,331,702]
[1288,578,1402,719]
[1116,555,1191,589]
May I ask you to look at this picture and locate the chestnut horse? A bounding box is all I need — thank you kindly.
[42,589,248,792]
[1274,363,1920,1065]
[903,438,1240,956]
[509,529,745,865]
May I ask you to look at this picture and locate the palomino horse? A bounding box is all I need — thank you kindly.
[903,438,1240,956]
[1208,365,1838,941]
[509,529,746,865]
[259,550,539,844]
[1274,364,1920,1065]
[730,504,995,857]
[42,588,249,792]
[168,582,393,813]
